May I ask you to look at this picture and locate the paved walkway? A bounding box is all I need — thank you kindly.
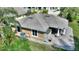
[27,37,52,45]
[27,34,75,51]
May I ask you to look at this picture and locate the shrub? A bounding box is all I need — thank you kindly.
[31,10,37,14]
[41,9,48,14]
[66,13,72,22]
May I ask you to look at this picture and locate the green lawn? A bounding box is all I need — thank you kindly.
[29,41,64,51]
[0,37,65,51]
[69,20,79,50]
[76,15,79,20]
[0,38,31,51]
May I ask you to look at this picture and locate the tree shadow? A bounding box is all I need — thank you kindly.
[74,36,79,51]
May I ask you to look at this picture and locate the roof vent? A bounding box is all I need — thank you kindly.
[45,15,50,17]
[28,16,33,19]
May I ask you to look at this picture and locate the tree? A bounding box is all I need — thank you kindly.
[0,8,17,49]
[59,7,79,22]
[66,13,72,22]
[0,8,31,50]
[2,24,15,47]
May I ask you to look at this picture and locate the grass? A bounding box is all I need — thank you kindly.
[0,37,65,51]
[76,15,79,20]
[29,41,65,51]
[69,20,79,37]
[69,20,79,50]
[0,37,31,51]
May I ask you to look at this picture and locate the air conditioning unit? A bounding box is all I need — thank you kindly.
[19,32,26,38]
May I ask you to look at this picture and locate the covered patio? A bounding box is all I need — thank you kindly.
[45,27,75,50]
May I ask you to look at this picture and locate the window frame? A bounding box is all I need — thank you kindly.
[32,30,38,37]
[16,26,21,32]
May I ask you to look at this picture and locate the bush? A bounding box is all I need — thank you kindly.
[0,37,31,51]
[66,13,72,22]
[0,24,31,51]
[31,10,37,14]
[41,9,48,14]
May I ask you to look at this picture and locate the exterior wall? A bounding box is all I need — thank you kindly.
[12,27,45,41]
[12,27,16,32]
[22,28,31,37]
[17,7,60,15]
[37,32,45,41]
[22,28,45,41]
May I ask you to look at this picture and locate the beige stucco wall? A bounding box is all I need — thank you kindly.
[12,27,45,41]
[22,28,31,37]
[12,27,16,32]
[22,28,45,41]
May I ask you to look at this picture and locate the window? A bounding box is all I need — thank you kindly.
[51,28,58,34]
[16,26,21,32]
[28,7,31,9]
[32,7,35,9]
[59,28,66,35]
[38,7,41,10]
[59,29,63,35]
[32,30,38,36]
[43,7,46,10]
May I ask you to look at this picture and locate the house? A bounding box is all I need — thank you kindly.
[14,7,60,16]
[14,14,75,50]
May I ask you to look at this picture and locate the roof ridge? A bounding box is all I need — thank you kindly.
[34,14,49,31]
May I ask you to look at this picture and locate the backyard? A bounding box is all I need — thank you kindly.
[0,36,65,51]
[0,17,79,51]
[0,7,79,51]
[0,18,79,51]
[69,19,79,51]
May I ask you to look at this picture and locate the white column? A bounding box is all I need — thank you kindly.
[56,29,60,36]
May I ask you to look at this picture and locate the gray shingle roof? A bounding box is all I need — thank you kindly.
[18,14,68,32]
[44,14,68,28]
